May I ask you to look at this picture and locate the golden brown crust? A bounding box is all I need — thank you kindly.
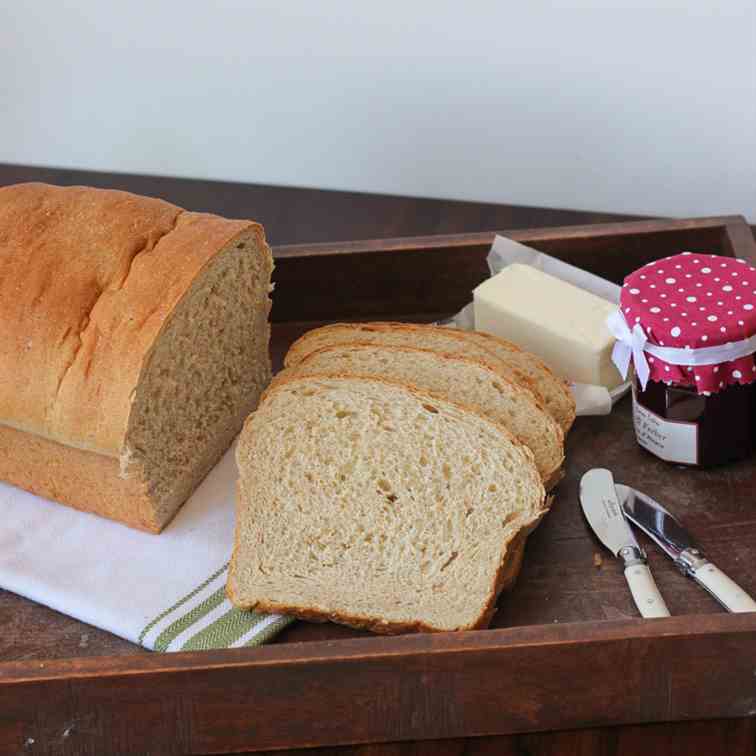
[0,182,262,457]
[284,320,522,367]
[0,422,162,533]
[226,588,450,635]
[283,321,550,421]
[473,494,553,630]
[230,373,550,632]
[284,321,577,434]
[544,467,565,492]
[284,321,522,366]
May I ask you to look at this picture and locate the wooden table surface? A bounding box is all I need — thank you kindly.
[1,163,754,756]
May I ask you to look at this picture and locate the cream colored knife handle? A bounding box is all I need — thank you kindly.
[691,562,756,613]
[624,563,670,618]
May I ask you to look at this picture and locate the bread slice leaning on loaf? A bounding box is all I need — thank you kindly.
[284,322,576,433]
[228,374,548,634]
[278,343,564,487]
[0,182,274,532]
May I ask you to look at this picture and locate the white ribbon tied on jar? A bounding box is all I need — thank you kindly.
[606,310,651,389]
[607,308,756,391]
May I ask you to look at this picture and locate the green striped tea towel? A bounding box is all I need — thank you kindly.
[0,444,294,651]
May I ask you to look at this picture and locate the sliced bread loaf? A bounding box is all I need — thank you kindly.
[0,183,273,531]
[228,374,547,633]
[284,322,575,433]
[281,344,564,487]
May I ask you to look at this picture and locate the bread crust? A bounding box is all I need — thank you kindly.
[230,525,539,635]
[229,373,550,632]
[0,182,264,457]
[0,422,160,533]
[284,321,523,367]
[284,322,531,387]
[283,321,575,432]
[472,494,553,630]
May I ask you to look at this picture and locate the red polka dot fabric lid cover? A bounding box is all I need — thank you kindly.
[620,252,756,393]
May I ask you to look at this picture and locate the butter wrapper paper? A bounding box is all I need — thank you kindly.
[444,235,631,416]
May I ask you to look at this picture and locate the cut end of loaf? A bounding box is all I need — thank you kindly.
[228,375,546,633]
[124,227,273,531]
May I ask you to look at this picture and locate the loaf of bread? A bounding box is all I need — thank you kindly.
[228,375,547,633]
[278,343,564,487]
[284,322,576,432]
[0,182,274,532]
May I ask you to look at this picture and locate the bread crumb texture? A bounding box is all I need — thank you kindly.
[229,375,547,633]
[287,343,564,485]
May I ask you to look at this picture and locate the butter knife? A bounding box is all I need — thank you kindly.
[580,469,670,618]
[617,484,756,613]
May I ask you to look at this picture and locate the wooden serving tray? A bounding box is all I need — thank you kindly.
[2,216,756,755]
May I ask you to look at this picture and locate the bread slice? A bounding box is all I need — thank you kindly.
[228,374,547,633]
[284,322,575,433]
[460,330,576,433]
[0,183,273,531]
[280,344,564,487]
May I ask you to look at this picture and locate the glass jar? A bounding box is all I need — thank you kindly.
[633,377,756,467]
[615,251,756,468]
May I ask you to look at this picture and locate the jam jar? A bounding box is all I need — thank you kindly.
[618,252,756,467]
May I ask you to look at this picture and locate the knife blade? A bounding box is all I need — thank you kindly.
[580,469,670,618]
[617,484,756,614]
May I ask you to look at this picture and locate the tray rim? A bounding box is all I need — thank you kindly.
[3,612,755,682]
[272,214,755,261]
[3,613,756,752]
[2,214,755,753]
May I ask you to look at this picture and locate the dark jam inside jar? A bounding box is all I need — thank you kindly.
[634,378,756,467]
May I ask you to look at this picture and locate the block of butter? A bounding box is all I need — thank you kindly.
[473,263,622,388]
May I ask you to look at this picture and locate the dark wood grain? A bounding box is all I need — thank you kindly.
[2,615,756,754]
[269,217,753,322]
[253,718,756,756]
[0,164,754,755]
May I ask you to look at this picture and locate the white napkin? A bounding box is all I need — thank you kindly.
[0,442,292,652]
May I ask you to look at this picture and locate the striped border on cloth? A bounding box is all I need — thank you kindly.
[138,562,293,652]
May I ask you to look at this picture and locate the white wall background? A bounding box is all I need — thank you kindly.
[1,1,754,219]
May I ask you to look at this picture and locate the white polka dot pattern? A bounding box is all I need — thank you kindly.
[620,253,756,393]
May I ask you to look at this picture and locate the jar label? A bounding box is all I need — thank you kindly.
[632,392,698,464]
